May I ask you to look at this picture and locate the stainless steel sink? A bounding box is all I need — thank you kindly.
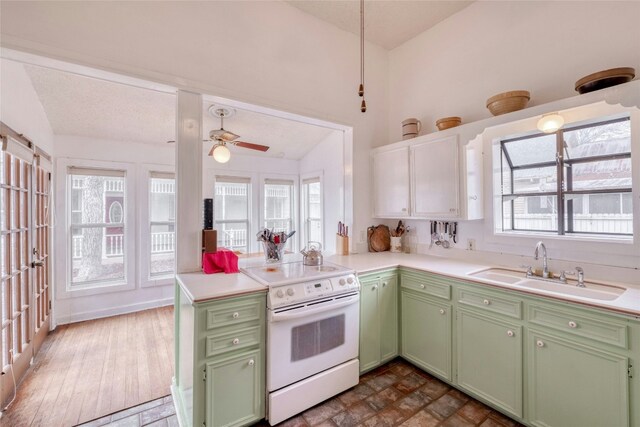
[467,268,626,301]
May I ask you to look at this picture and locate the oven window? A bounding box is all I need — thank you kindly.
[291,314,345,361]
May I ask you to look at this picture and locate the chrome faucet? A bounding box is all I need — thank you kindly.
[534,241,549,278]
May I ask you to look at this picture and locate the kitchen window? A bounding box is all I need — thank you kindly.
[148,172,175,278]
[302,177,323,245]
[215,176,251,253]
[68,167,127,287]
[498,116,632,237]
[264,178,294,249]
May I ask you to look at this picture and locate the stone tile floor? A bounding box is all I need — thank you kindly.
[78,358,524,427]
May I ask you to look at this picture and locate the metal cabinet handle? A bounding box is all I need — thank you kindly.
[439,309,445,315]
[469,195,478,201]
[483,299,490,305]
[536,340,545,348]
[507,330,515,337]
[568,321,577,328]
[248,359,255,366]
[420,284,426,289]
[232,338,240,345]
[232,312,239,319]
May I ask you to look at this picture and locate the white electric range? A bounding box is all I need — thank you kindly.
[242,261,361,425]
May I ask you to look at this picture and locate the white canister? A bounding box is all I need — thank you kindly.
[402,118,422,140]
[390,236,402,253]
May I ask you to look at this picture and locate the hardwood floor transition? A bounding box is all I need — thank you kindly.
[1,306,174,427]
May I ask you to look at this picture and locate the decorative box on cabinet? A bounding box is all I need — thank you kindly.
[173,286,266,427]
[359,270,399,373]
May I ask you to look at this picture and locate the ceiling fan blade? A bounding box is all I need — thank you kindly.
[233,141,270,152]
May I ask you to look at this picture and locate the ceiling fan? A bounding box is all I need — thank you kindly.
[167,106,270,164]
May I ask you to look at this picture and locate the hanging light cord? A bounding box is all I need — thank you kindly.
[359,0,367,112]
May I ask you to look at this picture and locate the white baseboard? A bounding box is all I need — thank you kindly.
[55,297,174,325]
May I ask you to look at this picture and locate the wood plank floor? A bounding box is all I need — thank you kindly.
[1,306,174,427]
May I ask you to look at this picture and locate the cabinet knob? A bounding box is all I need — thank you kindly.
[248,359,255,366]
[536,340,545,348]
[420,284,426,289]
[568,321,577,328]
[232,312,239,319]
[233,338,240,345]
[483,299,490,305]
[382,282,387,287]
[439,309,445,315]
[507,330,515,337]
[372,285,378,291]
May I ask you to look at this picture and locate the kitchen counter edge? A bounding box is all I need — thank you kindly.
[176,271,267,304]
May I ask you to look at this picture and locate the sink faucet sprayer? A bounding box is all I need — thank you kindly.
[534,241,549,278]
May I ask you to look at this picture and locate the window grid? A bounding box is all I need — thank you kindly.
[500,117,632,236]
[149,175,175,279]
[214,179,250,253]
[302,178,322,246]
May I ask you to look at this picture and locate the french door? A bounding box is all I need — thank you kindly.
[1,125,52,407]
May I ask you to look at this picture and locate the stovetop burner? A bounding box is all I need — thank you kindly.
[241,261,353,287]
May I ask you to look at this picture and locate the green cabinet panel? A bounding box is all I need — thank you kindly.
[528,330,629,427]
[401,290,451,380]
[358,270,399,373]
[205,349,264,427]
[457,309,523,419]
[380,275,399,362]
[359,278,381,373]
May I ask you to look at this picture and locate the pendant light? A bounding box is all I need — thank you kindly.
[358,0,367,113]
[537,112,565,133]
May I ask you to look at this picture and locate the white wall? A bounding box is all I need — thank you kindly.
[0,1,390,252]
[299,130,345,253]
[53,135,176,324]
[388,1,640,140]
[0,59,54,154]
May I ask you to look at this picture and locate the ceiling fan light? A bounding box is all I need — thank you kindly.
[212,144,231,163]
[537,113,565,133]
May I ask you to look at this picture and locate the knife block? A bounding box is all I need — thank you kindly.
[202,229,218,253]
[336,234,349,255]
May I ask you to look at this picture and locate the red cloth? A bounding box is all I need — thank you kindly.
[202,249,239,274]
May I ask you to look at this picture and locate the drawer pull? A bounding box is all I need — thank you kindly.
[382,282,387,287]
[232,312,239,319]
[232,338,240,345]
[568,321,577,328]
[248,359,255,366]
[483,299,490,305]
[507,330,515,337]
[439,309,445,315]
[372,285,378,291]
[536,340,545,348]
[420,284,426,289]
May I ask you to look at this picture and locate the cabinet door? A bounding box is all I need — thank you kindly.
[379,276,398,363]
[457,310,522,418]
[205,349,264,427]
[372,147,410,217]
[359,279,381,373]
[528,331,629,427]
[411,136,459,217]
[401,291,451,381]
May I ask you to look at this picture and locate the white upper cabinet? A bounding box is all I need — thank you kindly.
[372,146,410,218]
[411,136,460,218]
[371,133,483,220]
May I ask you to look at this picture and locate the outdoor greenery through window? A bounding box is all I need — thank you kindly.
[302,177,323,245]
[499,116,632,237]
[149,173,175,278]
[264,179,294,249]
[69,167,126,287]
[215,176,250,253]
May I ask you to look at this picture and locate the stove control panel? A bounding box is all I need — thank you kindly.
[268,273,359,309]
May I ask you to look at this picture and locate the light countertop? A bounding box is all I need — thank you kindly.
[176,271,266,303]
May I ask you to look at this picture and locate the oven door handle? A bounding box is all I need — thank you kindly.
[269,295,359,322]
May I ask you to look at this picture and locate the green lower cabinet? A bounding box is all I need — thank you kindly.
[528,330,629,427]
[457,309,523,419]
[205,349,264,427]
[359,271,398,373]
[401,290,451,381]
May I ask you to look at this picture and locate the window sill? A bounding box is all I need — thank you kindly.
[61,279,135,299]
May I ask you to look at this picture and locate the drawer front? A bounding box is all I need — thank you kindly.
[206,299,263,330]
[528,305,628,349]
[401,274,451,300]
[458,288,522,319]
[206,325,262,358]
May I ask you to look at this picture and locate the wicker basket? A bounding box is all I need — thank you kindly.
[486,90,530,116]
[435,116,462,131]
